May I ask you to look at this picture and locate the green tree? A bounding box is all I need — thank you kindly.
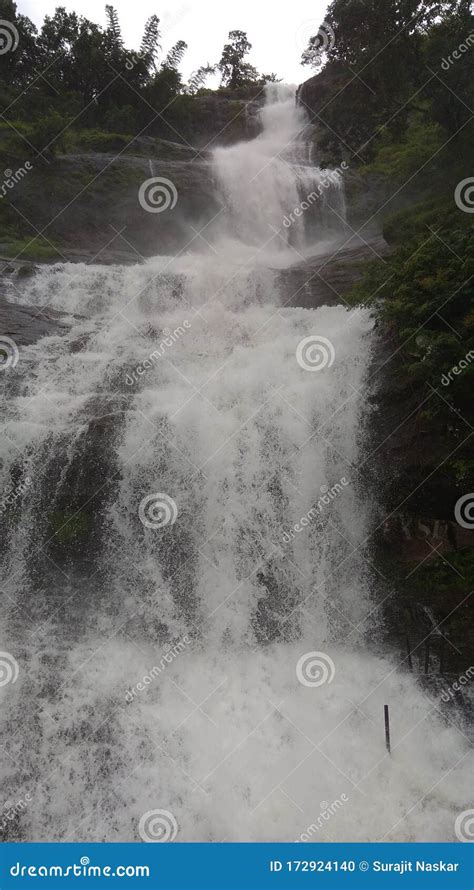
[139,14,161,75]
[105,4,122,47]
[0,0,38,87]
[163,39,187,70]
[217,30,258,88]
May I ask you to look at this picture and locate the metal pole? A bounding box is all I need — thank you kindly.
[384,704,391,755]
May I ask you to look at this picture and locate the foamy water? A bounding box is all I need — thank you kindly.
[0,85,471,843]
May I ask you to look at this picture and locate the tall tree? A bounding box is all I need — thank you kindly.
[217,30,258,88]
[162,39,187,70]
[105,5,122,47]
[139,14,160,71]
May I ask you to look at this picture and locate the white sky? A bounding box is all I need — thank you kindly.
[20,0,329,85]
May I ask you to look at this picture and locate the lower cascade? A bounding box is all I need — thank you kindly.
[0,84,470,843]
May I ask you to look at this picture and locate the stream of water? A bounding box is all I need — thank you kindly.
[0,85,470,843]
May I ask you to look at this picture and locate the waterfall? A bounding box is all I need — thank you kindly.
[212,83,345,253]
[0,85,470,843]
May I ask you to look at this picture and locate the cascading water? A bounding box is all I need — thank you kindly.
[0,85,471,843]
[211,83,346,252]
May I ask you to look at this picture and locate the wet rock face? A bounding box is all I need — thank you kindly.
[1,95,264,263]
[8,151,223,260]
[183,94,263,147]
[281,237,389,308]
[0,293,70,345]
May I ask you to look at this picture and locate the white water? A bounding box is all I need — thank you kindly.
[0,86,471,843]
[212,83,345,253]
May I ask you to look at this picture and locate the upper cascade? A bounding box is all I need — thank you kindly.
[211,83,346,257]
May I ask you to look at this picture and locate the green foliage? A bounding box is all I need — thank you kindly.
[0,6,275,148]
[362,116,444,183]
[163,40,187,70]
[217,30,258,88]
[28,111,70,156]
[186,65,216,94]
[139,14,161,71]
[301,1,473,161]
[68,128,132,152]
[105,5,122,46]
[351,210,474,478]
[311,0,474,509]
[0,236,60,260]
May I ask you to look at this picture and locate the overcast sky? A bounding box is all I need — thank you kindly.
[20,0,329,85]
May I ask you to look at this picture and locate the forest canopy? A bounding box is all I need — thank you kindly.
[0,1,277,149]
